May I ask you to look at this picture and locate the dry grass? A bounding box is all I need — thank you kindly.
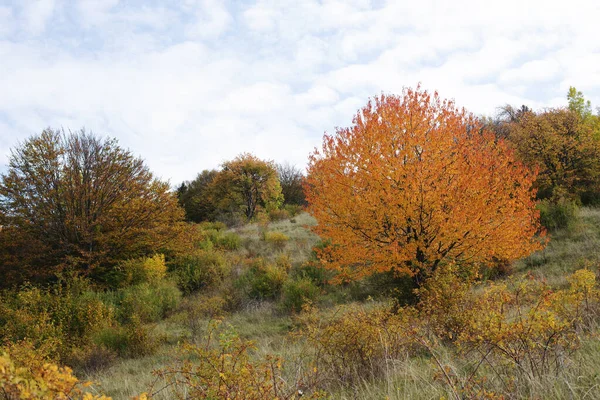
[84,209,600,399]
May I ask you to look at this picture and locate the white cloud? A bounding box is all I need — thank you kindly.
[184,0,232,40]
[0,0,599,183]
[21,0,56,35]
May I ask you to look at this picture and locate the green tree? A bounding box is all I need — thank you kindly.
[505,108,600,203]
[0,128,185,285]
[567,86,593,120]
[177,169,219,222]
[276,162,306,206]
[212,153,283,221]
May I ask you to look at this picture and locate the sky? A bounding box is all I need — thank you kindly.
[0,0,599,185]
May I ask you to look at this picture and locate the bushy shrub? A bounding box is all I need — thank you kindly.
[268,208,290,222]
[0,277,114,361]
[199,221,227,231]
[281,278,320,313]
[262,231,289,250]
[0,342,111,399]
[214,231,242,250]
[414,264,478,341]
[538,197,579,231]
[154,320,326,399]
[170,250,229,293]
[236,258,287,300]
[182,295,229,337]
[113,281,182,324]
[114,254,168,287]
[418,268,600,396]
[93,316,158,358]
[292,261,333,287]
[284,204,302,217]
[295,303,420,386]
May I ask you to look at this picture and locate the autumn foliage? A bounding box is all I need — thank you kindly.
[305,87,544,283]
[0,129,186,286]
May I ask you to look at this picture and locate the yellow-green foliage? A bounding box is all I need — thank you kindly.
[415,268,600,397]
[295,303,420,385]
[281,278,320,313]
[114,281,182,324]
[415,264,478,341]
[0,278,114,361]
[0,343,111,400]
[268,208,291,222]
[92,315,158,358]
[237,258,288,300]
[455,274,591,379]
[154,320,326,399]
[262,231,289,249]
[117,254,167,286]
[169,250,229,293]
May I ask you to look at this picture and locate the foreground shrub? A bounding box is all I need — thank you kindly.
[0,277,114,361]
[93,316,158,358]
[203,228,241,251]
[268,208,291,222]
[153,320,326,399]
[0,342,110,399]
[112,254,168,287]
[415,264,478,341]
[421,269,600,397]
[295,303,420,386]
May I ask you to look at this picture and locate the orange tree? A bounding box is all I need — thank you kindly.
[305,87,544,286]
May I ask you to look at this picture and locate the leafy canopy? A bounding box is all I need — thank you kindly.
[0,128,185,284]
[305,87,544,284]
[210,153,283,222]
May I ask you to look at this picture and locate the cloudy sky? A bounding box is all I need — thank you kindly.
[1,0,599,184]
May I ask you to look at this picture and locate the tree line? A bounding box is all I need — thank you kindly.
[0,86,598,291]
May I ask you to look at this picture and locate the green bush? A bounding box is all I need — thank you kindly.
[112,281,181,324]
[281,277,320,313]
[202,228,241,251]
[0,276,114,361]
[283,204,302,217]
[169,251,229,293]
[93,316,157,358]
[538,197,579,231]
[292,261,333,287]
[214,232,241,250]
[236,259,287,300]
[199,221,227,231]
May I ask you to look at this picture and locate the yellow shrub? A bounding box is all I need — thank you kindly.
[415,264,478,341]
[142,254,167,284]
[454,271,598,380]
[0,343,110,400]
[154,320,327,399]
[119,254,167,286]
[262,231,289,249]
[295,303,420,385]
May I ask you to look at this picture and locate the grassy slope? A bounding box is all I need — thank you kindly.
[87,209,600,399]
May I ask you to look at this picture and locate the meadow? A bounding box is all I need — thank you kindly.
[75,208,600,399]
